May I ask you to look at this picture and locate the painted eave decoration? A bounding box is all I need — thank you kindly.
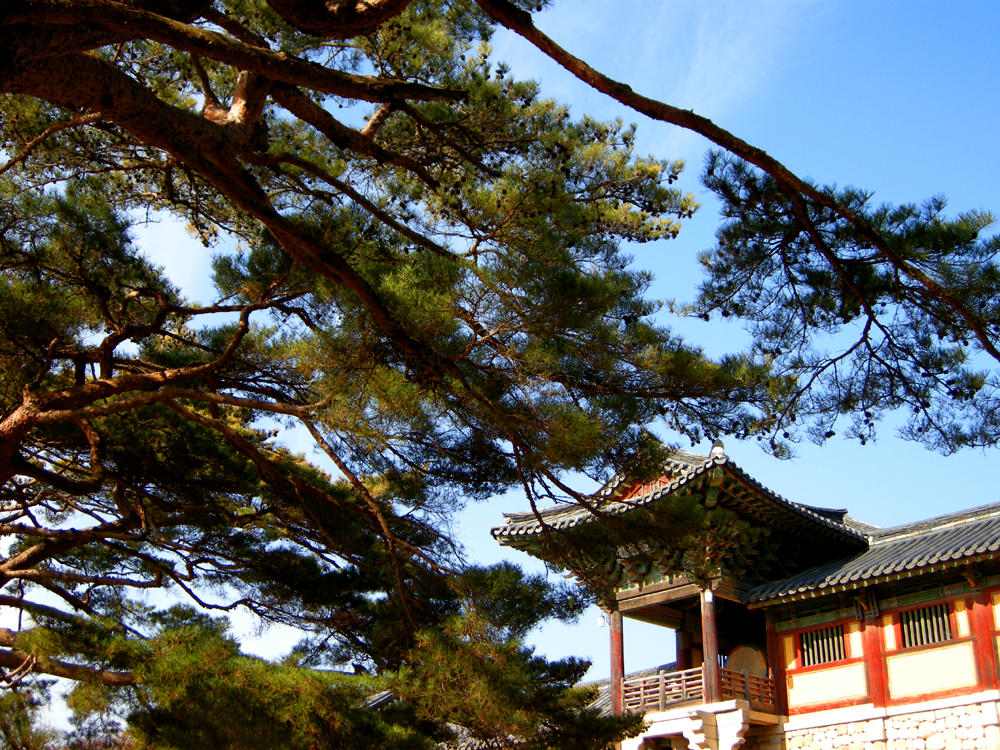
[491,447,868,549]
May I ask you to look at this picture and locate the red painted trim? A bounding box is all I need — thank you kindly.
[884,611,899,651]
[787,655,865,676]
[886,634,975,657]
[881,624,988,705]
[970,593,998,689]
[765,611,788,716]
[621,474,672,501]
[862,615,888,707]
[787,696,871,715]
[783,592,997,716]
[884,683,986,706]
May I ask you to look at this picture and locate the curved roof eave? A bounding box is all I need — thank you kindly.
[491,451,867,546]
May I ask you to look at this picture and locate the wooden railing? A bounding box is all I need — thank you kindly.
[622,666,703,711]
[719,667,776,705]
[621,665,775,713]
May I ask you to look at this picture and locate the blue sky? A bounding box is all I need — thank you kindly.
[134,2,1000,681]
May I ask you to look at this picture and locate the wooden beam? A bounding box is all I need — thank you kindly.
[620,604,683,629]
[617,582,699,609]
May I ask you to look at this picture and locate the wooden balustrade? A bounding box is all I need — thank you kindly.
[621,665,775,713]
[719,667,776,705]
[622,666,704,711]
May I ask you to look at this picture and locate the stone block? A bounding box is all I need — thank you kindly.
[985,725,1000,746]
[982,702,999,724]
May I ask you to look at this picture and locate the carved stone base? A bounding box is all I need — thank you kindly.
[623,700,754,750]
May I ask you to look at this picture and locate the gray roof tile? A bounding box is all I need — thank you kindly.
[747,501,1000,603]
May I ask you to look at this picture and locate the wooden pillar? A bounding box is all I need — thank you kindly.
[675,626,692,670]
[700,587,721,703]
[862,612,889,707]
[969,592,998,690]
[764,610,789,716]
[610,609,625,715]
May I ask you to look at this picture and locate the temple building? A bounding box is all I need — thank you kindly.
[492,444,1000,749]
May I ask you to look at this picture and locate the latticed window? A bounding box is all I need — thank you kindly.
[800,624,846,666]
[900,602,952,648]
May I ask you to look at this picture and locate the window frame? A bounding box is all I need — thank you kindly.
[898,600,954,650]
[885,597,965,654]
[794,621,849,670]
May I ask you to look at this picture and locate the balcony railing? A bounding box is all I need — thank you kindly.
[720,667,776,705]
[622,666,703,711]
[621,665,775,713]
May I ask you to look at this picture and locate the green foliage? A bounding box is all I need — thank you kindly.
[126,626,431,750]
[0,682,57,750]
[392,612,640,749]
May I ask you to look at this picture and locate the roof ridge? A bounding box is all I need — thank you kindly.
[841,515,882,534]
[597,448,711,497]
[870,500,1000,544]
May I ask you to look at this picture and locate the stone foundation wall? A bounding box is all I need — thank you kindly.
[786,717,885,750]
[784,700,1000,750]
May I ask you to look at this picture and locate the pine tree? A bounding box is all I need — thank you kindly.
[0,1,996,746]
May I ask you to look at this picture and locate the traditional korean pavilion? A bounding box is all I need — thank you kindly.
[491,444,1000,749]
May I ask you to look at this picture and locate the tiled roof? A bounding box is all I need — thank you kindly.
[491,449,866,544]
[747,501,1000,604]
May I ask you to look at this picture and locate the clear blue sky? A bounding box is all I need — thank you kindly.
[136,1,1000,682]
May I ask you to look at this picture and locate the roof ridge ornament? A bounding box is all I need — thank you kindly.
[709,439,725,458]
